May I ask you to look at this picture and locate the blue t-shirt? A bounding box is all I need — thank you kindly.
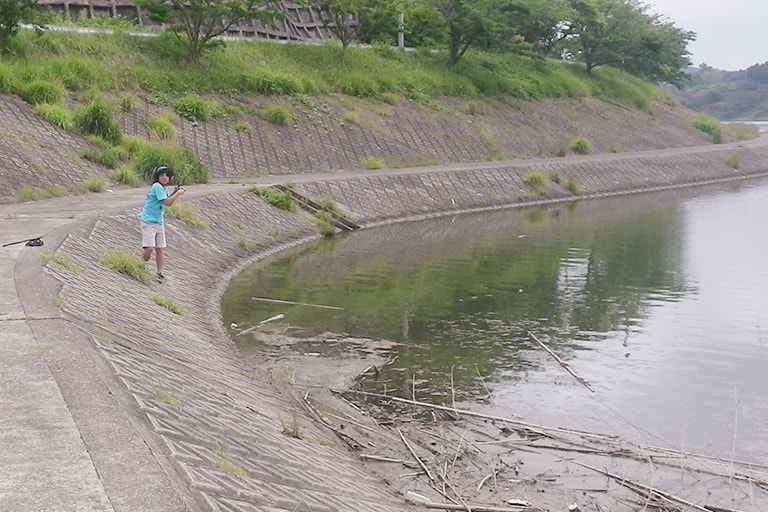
[140,182,169,224]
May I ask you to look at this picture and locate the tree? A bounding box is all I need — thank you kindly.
[135,0,280,62]
[356,0,445,49]
[0,0,38,52]
[317,0,365,51]
[509,0,572,57]
[561,0,694,86]
[432,0,503,64]
[621,14,694,87]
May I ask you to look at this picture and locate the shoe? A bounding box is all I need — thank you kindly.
[156,272,165,283]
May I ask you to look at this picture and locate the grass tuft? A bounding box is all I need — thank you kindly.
[98,249,153,282]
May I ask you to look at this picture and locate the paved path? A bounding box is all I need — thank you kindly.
[2,137,768,512]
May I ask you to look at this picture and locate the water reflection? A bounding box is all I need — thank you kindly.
[222,180,768,468]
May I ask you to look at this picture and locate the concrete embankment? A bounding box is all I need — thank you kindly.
[4,136,768,512]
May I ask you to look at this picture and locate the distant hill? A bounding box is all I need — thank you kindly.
[673,62,768,121]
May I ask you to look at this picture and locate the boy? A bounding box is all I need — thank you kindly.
[140,165,185,282]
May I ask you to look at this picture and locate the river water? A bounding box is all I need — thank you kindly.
[222,178,768,505]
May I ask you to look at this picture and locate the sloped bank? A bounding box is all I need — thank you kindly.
[39,135,768,511]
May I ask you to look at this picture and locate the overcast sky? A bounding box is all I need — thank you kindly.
[648,0,766,71]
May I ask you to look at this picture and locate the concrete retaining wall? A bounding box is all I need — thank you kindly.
[43,135,768,511]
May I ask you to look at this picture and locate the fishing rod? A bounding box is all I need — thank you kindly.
[2,236,43,247]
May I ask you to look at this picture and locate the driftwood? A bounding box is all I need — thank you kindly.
[527,331,594,392]
[345,390,615,442]
[359,454,418,468]
[572,460,711,511]
[406,491,532,512]
[235,313,284,336]
[252,296,344,310]
[398,428,435,481]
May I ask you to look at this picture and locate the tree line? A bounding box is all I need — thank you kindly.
[1,0,695,86]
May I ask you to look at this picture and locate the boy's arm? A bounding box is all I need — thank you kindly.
[162,185,185,206]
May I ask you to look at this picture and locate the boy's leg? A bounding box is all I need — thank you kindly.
[155,248,164,274]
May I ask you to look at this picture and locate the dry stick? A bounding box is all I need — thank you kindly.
[321,411,401,443]
[235,313,285,336]
[477,470,495,492]
[359,454,419,468]
[528,331,594,392]
[450,428,468,472]
[398,428,435,482]
[475,365,496,407]
[572,460,711,512]
[406,501,530,512]
[252,296,344,310]
[346,390,615,443]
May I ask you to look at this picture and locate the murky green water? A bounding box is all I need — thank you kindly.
[222,180,768,470]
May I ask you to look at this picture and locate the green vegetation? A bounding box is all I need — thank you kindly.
[33,103,72,129]
[41,252,80,273]
[569,137,593,155]
[263,105,292,125]
[250,186,294,211]
[234,121,252,133]
[315,211,336,238]
[173,94,222,122]
[522,172,547,196]
[677,63,768,121]
[144,114,177,139]
[111,166,143,186]
[151,295,182,314]
[154,387,182,406]
[361,156,386,169]
[214,452,248,478]
[15,186,67,201]
[725,155,740,169]
[98,249,153,282]
[690,113,723,144]
[565,177,579,194]
[1,27,673,119]
[167,202,209,230]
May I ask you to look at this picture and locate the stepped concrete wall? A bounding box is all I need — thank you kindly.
[32,135,768,511]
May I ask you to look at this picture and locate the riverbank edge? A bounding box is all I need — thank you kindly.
[13,136,768,512]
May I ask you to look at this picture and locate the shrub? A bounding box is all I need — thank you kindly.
[523,172,547,196]
[565,178,578,194]
[317,220,336,237]
[691,114,723,144]
[173,95,221,122]
[111,166,143,186]
[80,145,129,168]
[234,122,252,133]
[361,156,385,169]
[569,137,592,155]
[144,115,176,139]
[250,186,294,211]
[84,177,107,192]
[74,101,123,145]
[132,144,209,185]
[263,106,292,125]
